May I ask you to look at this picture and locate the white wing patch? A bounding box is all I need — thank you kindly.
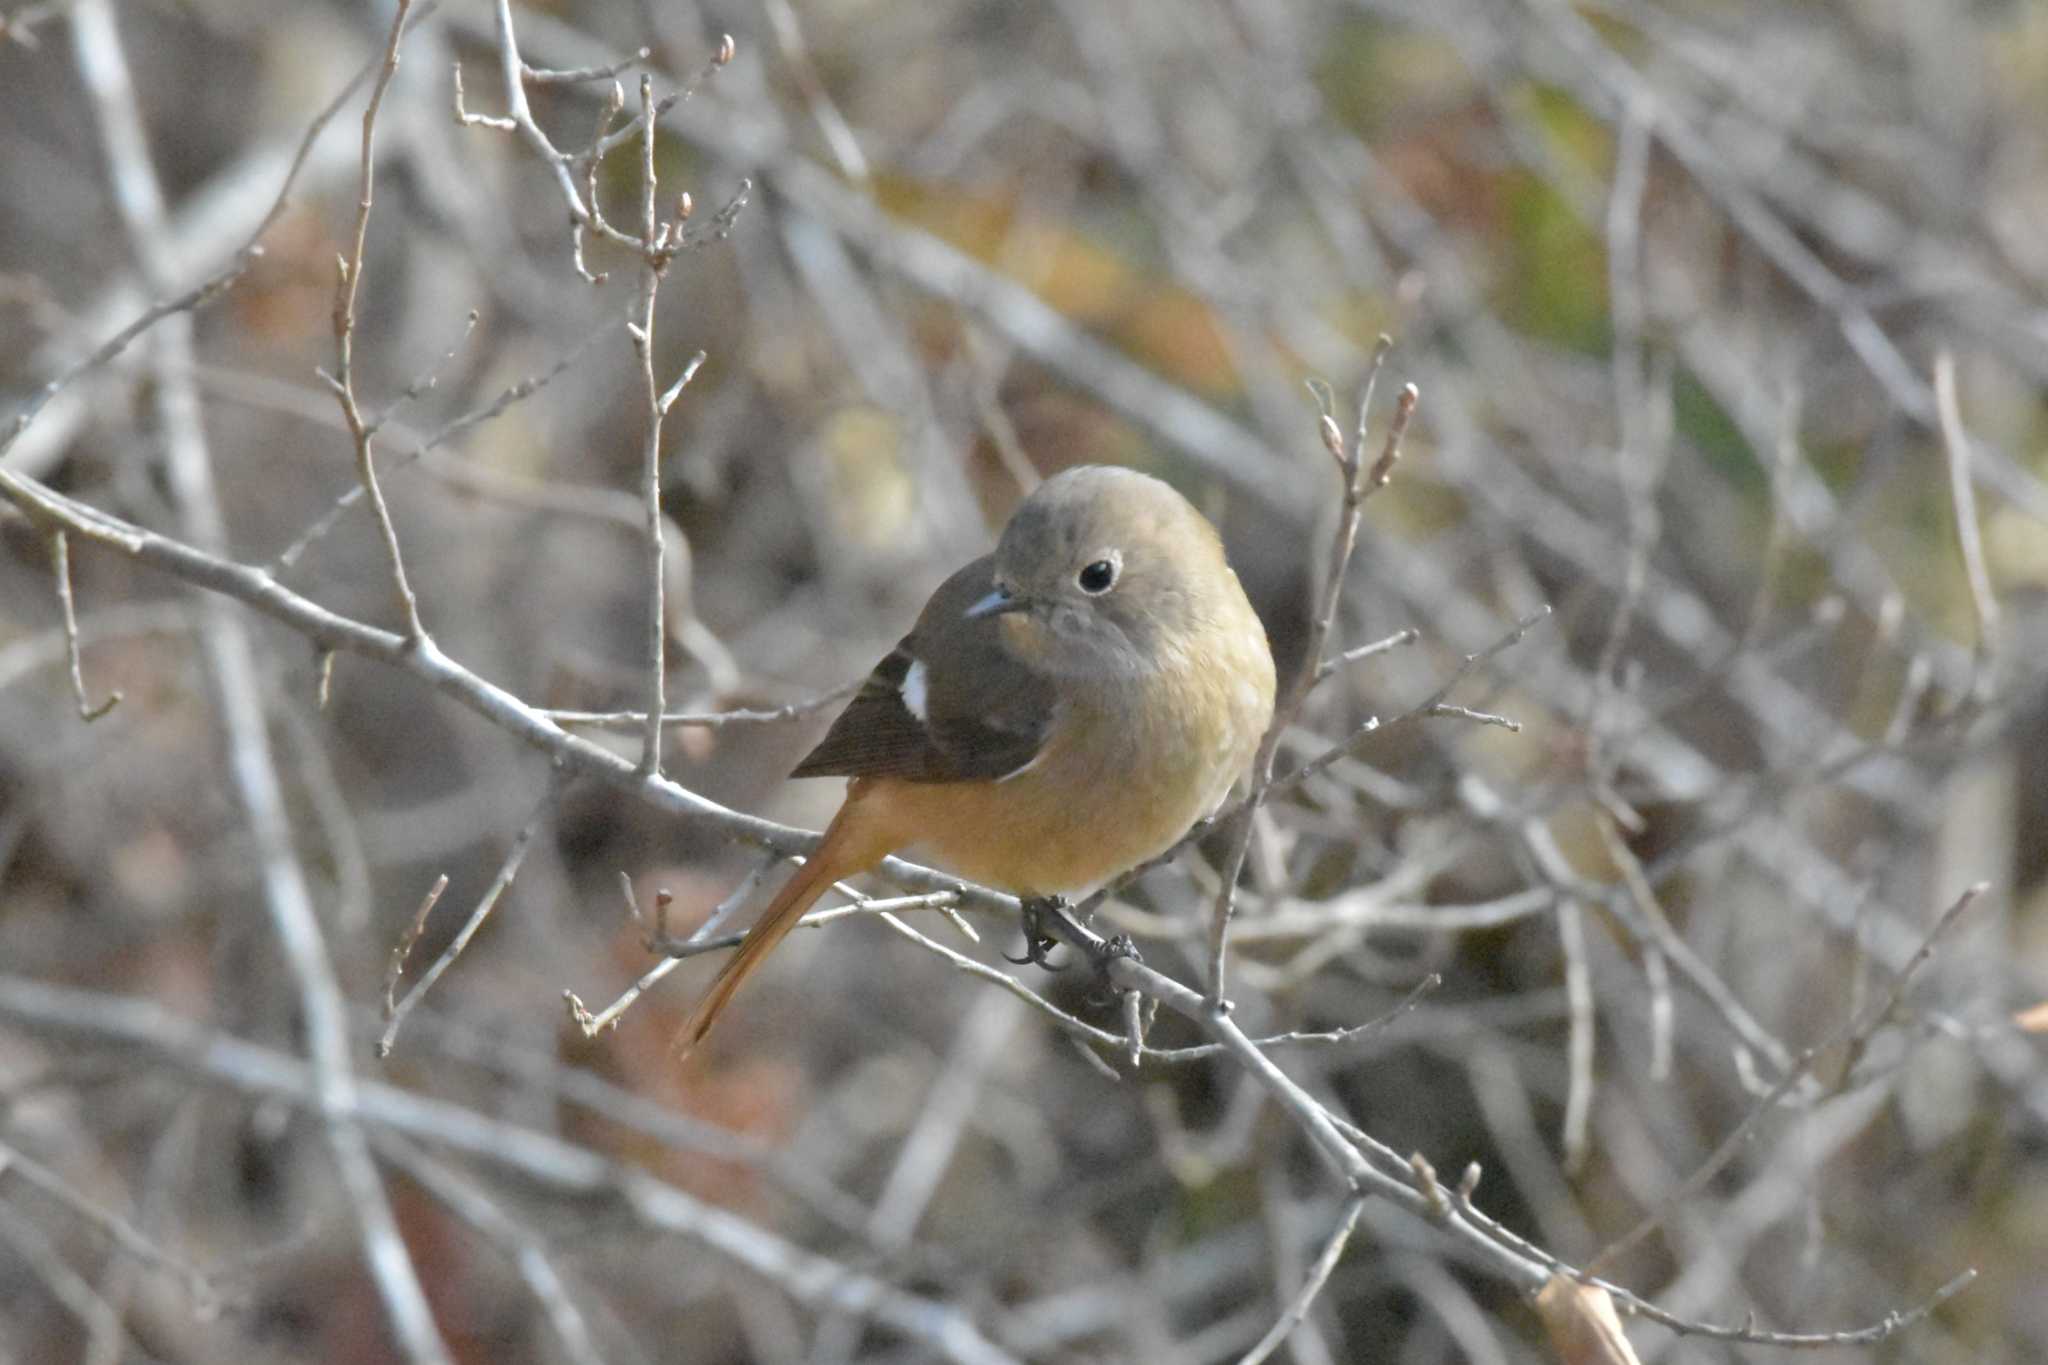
[994,749,1045,783]
[899,658,930,721]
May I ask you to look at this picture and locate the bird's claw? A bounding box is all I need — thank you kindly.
[1084,933,1142,1004]
[1004,895,1068,970]
[1098,932,1141,968]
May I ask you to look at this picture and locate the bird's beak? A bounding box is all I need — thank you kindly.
[965,586,1027,619]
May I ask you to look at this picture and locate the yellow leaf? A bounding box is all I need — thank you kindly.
[1536,1275,1642,1365]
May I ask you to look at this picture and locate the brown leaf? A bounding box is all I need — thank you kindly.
[1536,1275,1642,1365]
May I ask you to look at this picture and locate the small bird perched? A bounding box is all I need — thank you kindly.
[681,464,1276,1048]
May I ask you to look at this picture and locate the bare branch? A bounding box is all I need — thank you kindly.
[0,1138,218,1311]
[381,781,558,1056]
[627,72,680,776]
[1557,898,1596,1174]
[541,679,861,730]
[0,975,1021,1365]
[1237,1196,1364,1365]
[1271,605,1551,801]
[523,46,650,86]
[382,873,449,1025]
[67,2,451,1355]
[48,531,121,720]
[1,254,255,463]
[327,0,426,640]
[1933,351,2000,701]
[1312,626,1419,686]
[375,1136,606,1365]
[1206,353,1414,1005]
[273,321,610,572]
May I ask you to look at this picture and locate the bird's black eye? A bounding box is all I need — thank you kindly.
[1077,559,1117,594]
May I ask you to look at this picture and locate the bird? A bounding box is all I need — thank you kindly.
[680,464,1276,1049]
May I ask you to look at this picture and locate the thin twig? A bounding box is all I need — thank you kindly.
[524,46,650,85]
[381,781,559,1056]
[0,1138,218,1310]
[0,0,72,48]
[1587,881,1988,1277]
[568,860,776,1036]
[1588,810,1794,1076]
[79,1097,199,1365]
[564,885,968,1036]
[6,0,410,465]
[326,0,426,641]
[49,532,122,720]
[873,912,1137,1054]
[1271,605,1550,801]
[1587,94,1665,715]
[365,309,480,437]
[1141,973,1442,1063]
[269,0,448,209]
[1122,987,1145,1069]
[587,35,736,162]
[648,889,968,961]
[460,0,733,261]
[1608,1270,1977,1348]
[630,73,671,775]
[2,254,256,462]
[1312,626,1419,686]
[1206,354,1414,1006]
[0,1202,135,1352]
[1734,389,1802,659]
[1557,897,1595,1174]
[382,874,450,1023]
[273,321,611,572]
[1236,1196,1365,1365]
[1423,702,1520,731]
[1442,1151,1976,1349]
[0,975,1019,1365]
[374,1136,606,1365]
[1835,880,1988,1086]
[1933,350,1999,701]
[68,2,450,1357]
[451,62,515,129]
[1641,935,1672,1083]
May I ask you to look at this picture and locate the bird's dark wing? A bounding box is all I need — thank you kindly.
[791,556,1057,783]
[787,644,936,779]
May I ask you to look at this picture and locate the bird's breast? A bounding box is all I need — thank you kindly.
[904,629,1272,896]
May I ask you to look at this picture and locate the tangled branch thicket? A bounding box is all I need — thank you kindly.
[2,1,2045,1361]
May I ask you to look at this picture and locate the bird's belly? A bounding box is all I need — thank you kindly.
[911,781,1196,896]
[874,646,1270,898]
[902,736,1231,897]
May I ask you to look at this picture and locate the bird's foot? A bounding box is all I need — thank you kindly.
[1004,895,1068,970]
[1085,933,1142,1003]
[1097,932,1142,968]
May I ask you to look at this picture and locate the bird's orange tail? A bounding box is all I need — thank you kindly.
[678,784,902,1052]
